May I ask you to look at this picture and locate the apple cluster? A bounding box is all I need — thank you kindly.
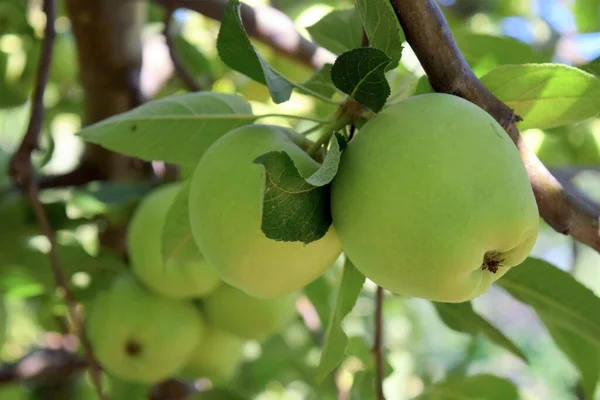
[86,93,540,386]
[86,183,297,385]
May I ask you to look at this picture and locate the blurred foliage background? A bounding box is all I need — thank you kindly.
[1,0,600,398]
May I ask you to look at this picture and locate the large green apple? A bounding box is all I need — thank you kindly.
[86,274,204,384]
[128,183,220,299]
[178,324,245,383]
[203,284,296,341]
[331,93,539,303]
[188,124,342,298]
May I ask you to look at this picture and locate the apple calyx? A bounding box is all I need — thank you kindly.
[125,339,143,357]
[481,251,505,274]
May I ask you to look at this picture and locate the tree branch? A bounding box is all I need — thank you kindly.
[373,287,386,400]
[0,349,86,386]
[159,0,336,69]
[6,1,105,398]
[163,7,203,91]
[390,0,600,252]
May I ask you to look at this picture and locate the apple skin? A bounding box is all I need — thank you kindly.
[203,284,296,341]
[86,274,204,384]
[178,324,245,384]
[331,93,539,303]
[128,183,220,299]
[188,124,342,298]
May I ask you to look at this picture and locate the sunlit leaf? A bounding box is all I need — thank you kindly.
[79,92,254,165]
[481,64,600,130]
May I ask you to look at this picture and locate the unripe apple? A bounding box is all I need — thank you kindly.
[331,93,539,303]
[86,274,204,384]
[188,124,342,298]
[178,324,245,383]
[128,183,220,299]
[203,284,296,341]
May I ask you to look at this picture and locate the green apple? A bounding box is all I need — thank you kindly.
[188,124,342,298]
[203,284,296,341]
[86,274,204,384]
[331,93,539,303]
[178,324,245,383]
[128,183,220,299]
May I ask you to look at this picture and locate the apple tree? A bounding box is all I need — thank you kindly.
[1,0,600,399]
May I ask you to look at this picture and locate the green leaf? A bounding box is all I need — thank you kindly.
[580,57,600,78]
[0,0,32,35]
[253,133,346,243]
[78,92,254,165]
[303,276,332,329]
[434,302,527,362]
[172,33,214,77]
[347,336,393,375]
[306,8,363,55]
[454,32,547,75]
[298,64,337,98]
[161,180,196,267]
[253,151,331,244]
[414,75,434,95]
[543,318,600,400]
[497,258,600,349]
[574,0,600,33]
[480,64,600,130]
[414,374,519,400]
[217,0,293,103]
[354,0,404,69]
[331,48,392,112]
[316,259,365,382]
[305,133,348,186]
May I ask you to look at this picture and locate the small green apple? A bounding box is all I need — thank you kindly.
[178,324,245,383]
[188,124,342,298]
[128,183,220,299]
[203,284,296,341]
[331,93,539,303]
[86,274,204,384]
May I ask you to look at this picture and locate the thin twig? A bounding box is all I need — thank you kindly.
[0,349,87,386]
[163,6,203,91]
[389,0,600,252]
[6,1,105,398]
[157,0,336,69]
[373,286,386,400]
